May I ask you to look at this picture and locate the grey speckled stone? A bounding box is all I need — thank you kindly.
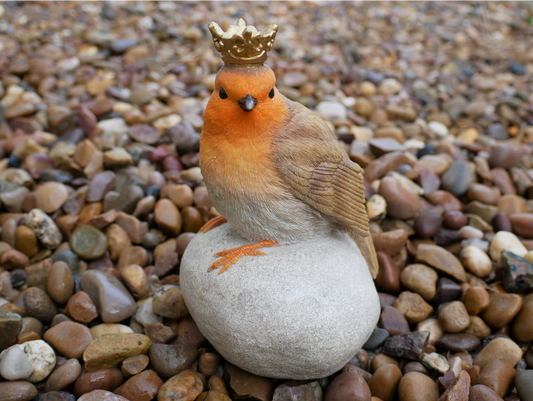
[180,224,380,380]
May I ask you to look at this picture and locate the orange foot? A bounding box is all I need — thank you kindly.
[208,240,278,274]
[199,216,228,233]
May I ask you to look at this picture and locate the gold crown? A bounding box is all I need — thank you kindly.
[208,18,278,65]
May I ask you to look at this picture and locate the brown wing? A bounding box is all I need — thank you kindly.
[273,101,378,277]
[282,157,369,237]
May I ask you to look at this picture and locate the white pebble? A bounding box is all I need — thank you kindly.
[428,121,449,137]
[135,298,163,327]
[457,226,484,240]
[460,246,492,278]
[0,346,32,380]
[490,231,528,262]
[315,101,347,121]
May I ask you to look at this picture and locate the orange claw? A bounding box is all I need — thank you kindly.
[208,240,278,274]
[199,216,228,233]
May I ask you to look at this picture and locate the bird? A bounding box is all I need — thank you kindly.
[198,19,378,278]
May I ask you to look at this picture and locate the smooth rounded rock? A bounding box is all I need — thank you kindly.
[45,358,81,392]
[23,287,57,324]
[368,364,402,401]
[398,372,439,401]
[324,371,371,401]
[473,338,522,369]
[516,370,533,401]
[0,346,32,380]
[149,343,198,380]
[400,264,438,301]
[47,261,74,305]
[157,370,204,401]
[70,225,108,260]
[35,182,69,213]
[113,369,163,401]
[5,340,56,383]
[482,292,522,329]
[0,381,38,401]
[181,224,380,379]
[44,321,93,359]
[469,385,505,401]
[73,369,124,397]
[78,390,129,401]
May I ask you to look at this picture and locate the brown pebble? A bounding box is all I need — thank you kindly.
[45,358,81,392]
[373,230,408,256]
[47,261,74,305]
[121,354,150,377]
[392,291,433,324]
[464,286,490,315]
[402,362,428,375]
[44,321,93,359]
[379,177,420,220]
[469,384,505,401]
[120,264,149,299]
[513,293,533,343]
[398,372,439,401]
[481,292,523,329]
[0,381,38,401]
[144,322,176,344]
[154,199,182,236]
[325,371,372,401]
[15,226,38,257]
[368,364,402,401]
[23,287,57,324]
[477,359,516,398]
[400,264,438,301]
[114,369,163,401]
[1,249,29,270]
[73,369,125,397]
[378,306,410,336]
[208,375,229,396]
[438,301,471,333]
[374,252,401,292]
[415,209,443,238]
[157,370,204,401]
[64,291,98,324]
[443,211,467,230]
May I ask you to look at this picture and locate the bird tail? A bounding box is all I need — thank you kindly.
[348,231,379,279]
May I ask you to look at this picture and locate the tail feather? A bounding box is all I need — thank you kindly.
[348,231,379,279]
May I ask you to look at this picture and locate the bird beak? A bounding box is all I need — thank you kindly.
[238,94,258,112]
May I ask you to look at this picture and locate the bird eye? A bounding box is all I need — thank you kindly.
[269,88,275,99]
[219,87,228,99]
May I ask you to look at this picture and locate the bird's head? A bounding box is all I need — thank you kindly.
[203,64,289,139]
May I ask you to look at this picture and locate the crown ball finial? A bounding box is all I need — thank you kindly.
[208,19,278,66]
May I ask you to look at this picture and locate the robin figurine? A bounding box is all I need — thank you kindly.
[199,19,378,278]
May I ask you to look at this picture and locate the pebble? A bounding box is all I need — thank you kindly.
[152,285,189,320]
[154,199,182,236]
[15,226,38,258]
[398,372,439,401]
[78,390,129,401]
[460,246,492,278]
[273,381,322,401]
[157,370,205,401]
[383,331,429,360]
[64,291,98,324]
[392,291,433,324]
[83,333,151,371]
[47,261,74,305]
[464,286,490,315]
[516,370,533,401]
[86,171,116,202]
[438,301,471,333]
[368,364,402,401]
[149,343,198,379]
[45,359,81,392]
[363,328,390,351]
[81,270,137,323]
[27,209,63,249]
[35,182,69,213]
[73,369,124,397]
[436,333,481,352]
[400,264,438,301]
[509,213,533,238]
[416,244,466,282]
[417,318,443,345]
[0,345,33,380]
[473,338,522,369]
[378,177,420,219]
[23,287,57,324]
[373,229,408,256]
[441,161,474,197]
[513,294,533,343]
[478,359,516,398]
[378,306,410,336]
[121,354,149,377]
[43,321,93,359]
[113,369,163,401]
[481,292,522,329]
[0,381,38,401]
[70,225,108,260]
[90,324,133,338]
[324,372,371,401]
[1,249,29,270]
[0,312,22,352]
[374,252,401,292]
[469,385,505,401]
